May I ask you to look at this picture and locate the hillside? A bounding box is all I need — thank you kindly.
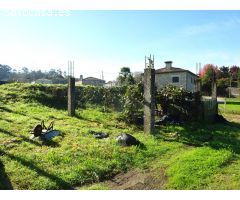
[1,83,240,190]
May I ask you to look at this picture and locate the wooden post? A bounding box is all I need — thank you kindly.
[68,77,75,116]
[144,67,155,134]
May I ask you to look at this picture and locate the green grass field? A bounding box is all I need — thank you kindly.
[1,83,240,190]
[219,98,240,115]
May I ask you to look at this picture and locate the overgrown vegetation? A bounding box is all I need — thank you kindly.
[156,85,201,121]
[120,83,144,124]
[1,83,240,190]
[200,64,240,96]
[0,83,126,111]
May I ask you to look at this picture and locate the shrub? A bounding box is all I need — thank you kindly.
[156,85,201,121]
[121,83,144,124]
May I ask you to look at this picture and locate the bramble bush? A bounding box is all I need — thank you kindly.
[156,85,201,121]
[2,83,201,124]
[75,86,126,111]
[120,82,144,124]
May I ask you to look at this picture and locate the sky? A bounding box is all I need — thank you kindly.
[0,10,240,81]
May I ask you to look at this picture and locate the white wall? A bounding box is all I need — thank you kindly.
[155,71,197,92]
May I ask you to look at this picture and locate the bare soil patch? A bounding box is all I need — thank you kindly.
[105,168,167,190]
[223,113,240,123]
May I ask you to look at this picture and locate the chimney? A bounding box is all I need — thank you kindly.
[80,75,83,81]
[165,61,172,69]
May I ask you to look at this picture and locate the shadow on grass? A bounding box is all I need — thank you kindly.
[226,101,240,105]
[31,95,67,110]
[155,120,240,154]
[0,117,13,123]
[0,105,42,121]
[0,128,42,147]
[42,140,60,148]
[74,112,103,125]
[0,150,73,190]
[0,160,13,190]
[74,113,84,120]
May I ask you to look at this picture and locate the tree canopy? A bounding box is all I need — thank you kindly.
[117,67,135,85]
[200,64,240,96]
[0,64,12,81]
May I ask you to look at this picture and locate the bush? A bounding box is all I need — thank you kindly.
[156,85,201,121]
[120,83,144,124]
[75,86,126,111]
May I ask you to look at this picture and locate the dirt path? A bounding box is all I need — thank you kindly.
[223,113,240,123]
[103,168,167,190]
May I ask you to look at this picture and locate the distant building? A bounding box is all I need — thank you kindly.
[32,79,53,84]
[104,81,118,87]
[155,61,199,92]
[76,75,105,86]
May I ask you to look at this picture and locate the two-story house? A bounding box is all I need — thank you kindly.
[155,61,199,92]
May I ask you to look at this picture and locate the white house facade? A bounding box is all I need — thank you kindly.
[155,61,199,92]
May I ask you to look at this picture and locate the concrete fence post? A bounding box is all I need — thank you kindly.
[211,73,218,115]
[211,79,217,100]
[68,77,75,116]
[144,67,155,134]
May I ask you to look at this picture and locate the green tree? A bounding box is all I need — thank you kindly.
[217,78,230,97]
[117,67,135,85]
[133,71,143,84]
[219,66,229,78]
[200,64,219,96]
[229,65,240,87]
[0,64,12,81]
[238,70,240,87]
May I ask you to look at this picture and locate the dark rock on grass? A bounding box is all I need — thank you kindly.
[116,133,141,147]
[89,130,109,139]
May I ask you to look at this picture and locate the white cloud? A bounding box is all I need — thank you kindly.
[181,17,240,37]
[182,22,217,36]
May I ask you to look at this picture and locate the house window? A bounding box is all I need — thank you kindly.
[172,76,179,83]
